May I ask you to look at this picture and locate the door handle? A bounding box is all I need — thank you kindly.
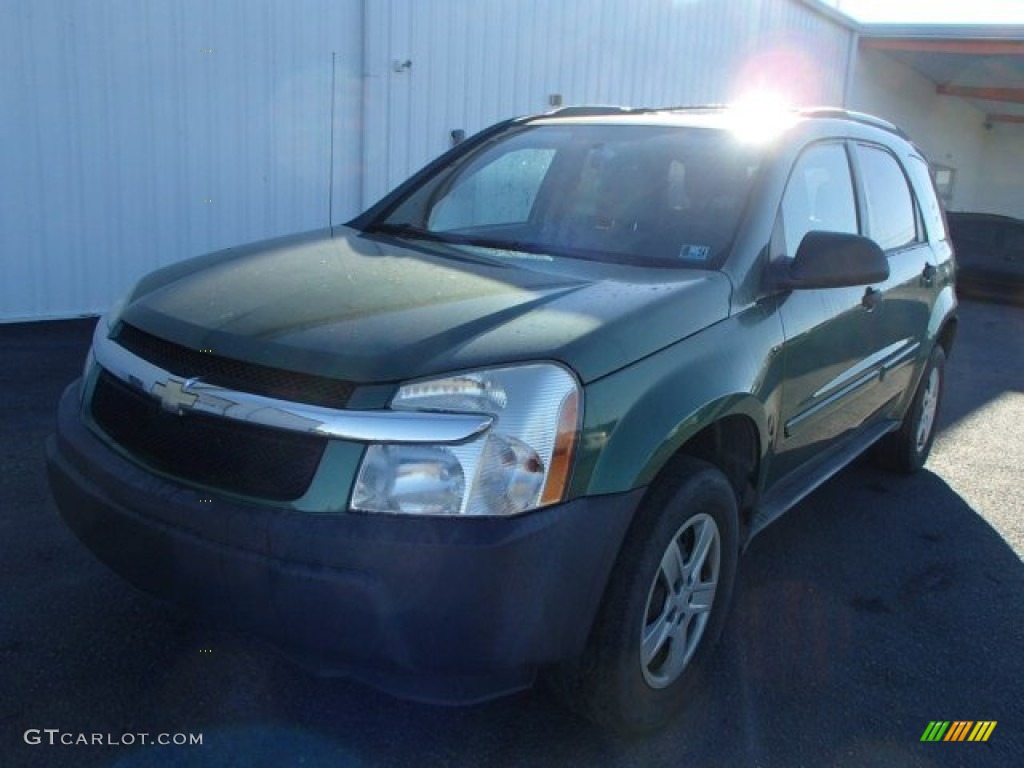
[921,263,937,285]
[862,286,882,311]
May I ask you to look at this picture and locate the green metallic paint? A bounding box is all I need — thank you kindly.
[297,440,368,513]
[927,286,958,348]
[571,303,781,497]
[118,226,731,387]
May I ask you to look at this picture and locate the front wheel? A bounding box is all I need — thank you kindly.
[550,457,738,734]
[874,344,946,474]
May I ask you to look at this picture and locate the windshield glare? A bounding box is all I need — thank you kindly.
[376,124,762,267]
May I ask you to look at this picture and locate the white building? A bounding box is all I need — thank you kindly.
[1,0,1020,321]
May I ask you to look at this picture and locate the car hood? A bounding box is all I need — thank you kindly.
[119,227,732,385]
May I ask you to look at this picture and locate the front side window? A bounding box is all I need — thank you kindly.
[857,145,918,251]
[779,142,858,257]
[371,124,762,268]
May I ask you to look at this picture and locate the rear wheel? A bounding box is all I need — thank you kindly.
[550,457,738,734]
[874,344,946,474]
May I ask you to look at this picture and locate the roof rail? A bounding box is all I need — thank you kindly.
[543,105,640,118]
[660,104,730,113]
[543,104,729,118]
[799,107,909,139]
[530,104,910,140]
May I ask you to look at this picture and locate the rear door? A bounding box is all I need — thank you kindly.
[851,144,936,410]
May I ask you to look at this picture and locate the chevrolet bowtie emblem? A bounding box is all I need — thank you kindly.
[152,377,200,414]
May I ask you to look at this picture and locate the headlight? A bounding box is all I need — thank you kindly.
[351,363,580,516]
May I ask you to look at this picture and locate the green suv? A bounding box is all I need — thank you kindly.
[47,106,957,732]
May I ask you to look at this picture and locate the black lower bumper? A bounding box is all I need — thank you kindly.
[47,381,642,704]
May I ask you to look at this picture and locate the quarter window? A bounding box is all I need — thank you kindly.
[857,145,918,251]
[905,155,947,243]
[780,143,858,257]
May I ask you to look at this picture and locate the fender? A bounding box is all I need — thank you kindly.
[571,304,784,497]
[927,284,958,350]
[888,284,957,420]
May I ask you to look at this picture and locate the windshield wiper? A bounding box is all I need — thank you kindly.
[454,235,552,256]
[365,224,548,256]
[362,222,455,243]
[364,223,695,268]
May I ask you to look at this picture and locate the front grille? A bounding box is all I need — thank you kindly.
[91,371,327,501]
[113,323,355,408]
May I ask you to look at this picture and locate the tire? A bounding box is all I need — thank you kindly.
[874,344,946,474]
[549,457,739,734]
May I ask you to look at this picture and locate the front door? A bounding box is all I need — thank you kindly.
[770,141,890,483]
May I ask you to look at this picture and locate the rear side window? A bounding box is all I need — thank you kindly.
[857,145,918,250]
[780,143,858,257]
[905,155,948,243]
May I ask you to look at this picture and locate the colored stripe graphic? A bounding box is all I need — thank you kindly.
[945,721,972,741]
[968,722,997,742]
[921,720,997,742]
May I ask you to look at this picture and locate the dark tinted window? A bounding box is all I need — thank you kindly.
[780,142,858,257]
[376,125,761,267]
[950,217,1000,248]
[857,145,918,250]
[1004,222,1024,254]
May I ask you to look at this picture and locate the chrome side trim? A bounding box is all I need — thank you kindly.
[881,339,921,375]
[91,326,493,444]
[785,369,879,438]
[811,338,917,401]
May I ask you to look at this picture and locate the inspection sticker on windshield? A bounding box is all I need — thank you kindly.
[678,244,711,262]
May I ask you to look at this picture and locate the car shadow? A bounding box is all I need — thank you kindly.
[939,298,1024,432]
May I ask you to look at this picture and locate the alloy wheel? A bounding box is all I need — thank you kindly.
[640,513,721,689]
[915,368,941,452]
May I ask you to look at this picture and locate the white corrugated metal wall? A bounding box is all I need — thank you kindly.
[1,0,363,321]
[365,0,854,202]
[1,0,854,321]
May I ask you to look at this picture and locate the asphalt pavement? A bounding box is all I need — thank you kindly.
[1,300,1021,768]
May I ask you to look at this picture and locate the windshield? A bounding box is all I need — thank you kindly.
[368,123,762,268]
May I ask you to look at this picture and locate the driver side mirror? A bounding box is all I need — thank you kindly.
[772,231,889,290]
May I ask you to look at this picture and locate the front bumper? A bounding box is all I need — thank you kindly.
[47,380,641,704]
